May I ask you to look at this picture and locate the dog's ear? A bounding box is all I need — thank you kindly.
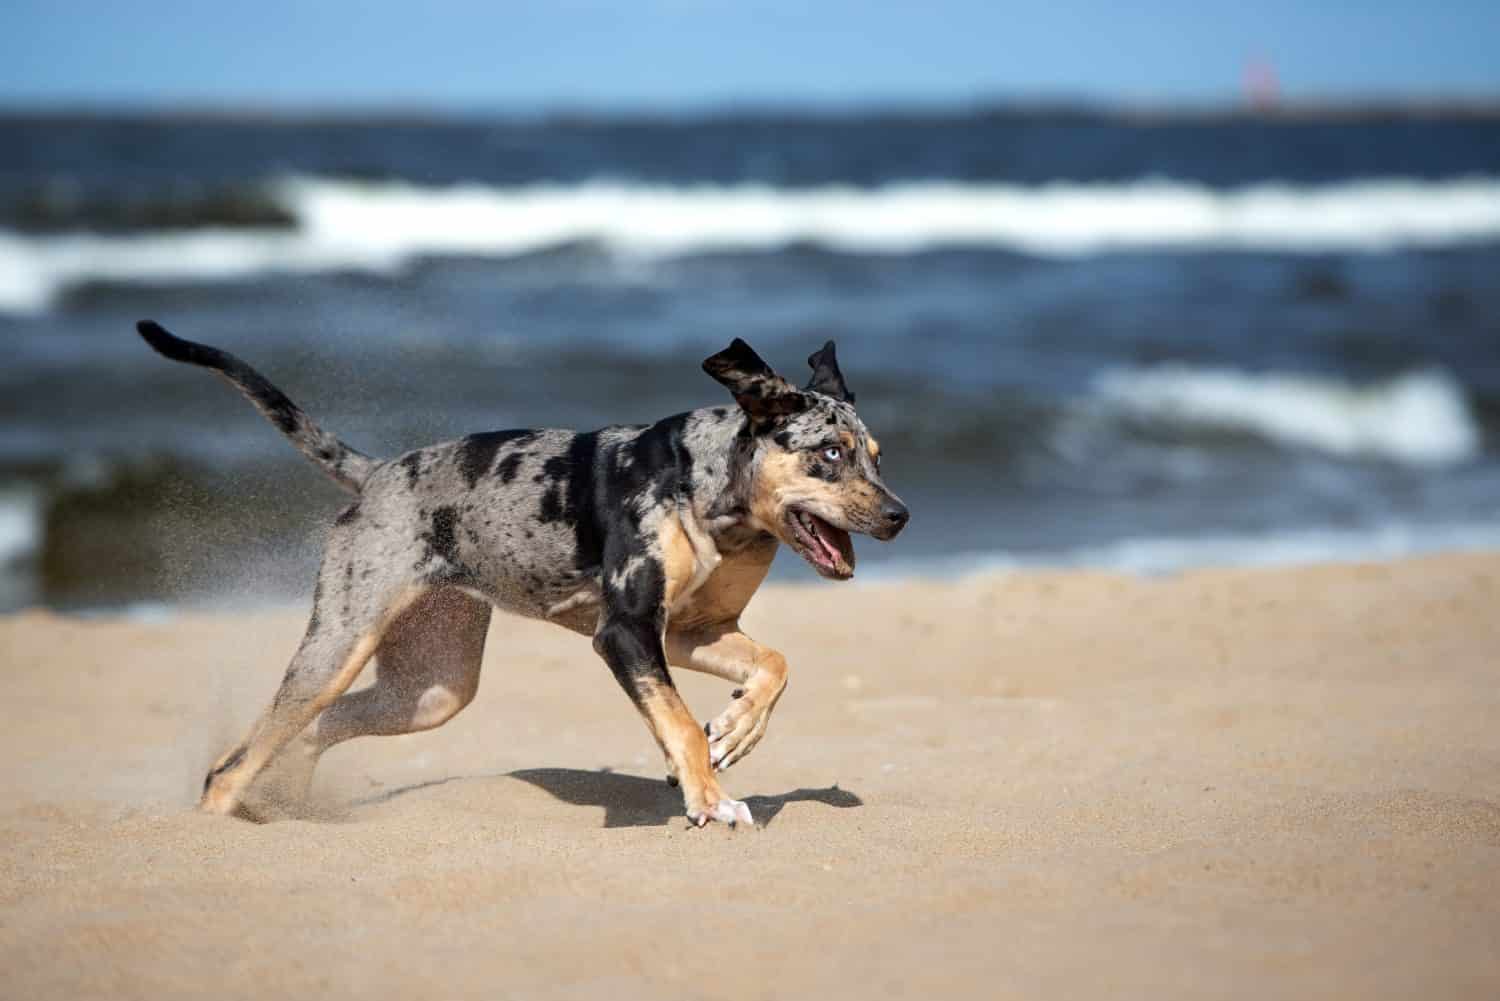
[702,338,808,426]
[805,340,855,403]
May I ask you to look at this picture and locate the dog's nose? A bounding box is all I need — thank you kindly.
[880,498,909,536]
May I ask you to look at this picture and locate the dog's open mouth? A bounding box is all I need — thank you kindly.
[786,506,856,579]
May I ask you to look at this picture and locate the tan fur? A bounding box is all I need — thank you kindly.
[756,444,882,540]
[659,509,724,615]
[666,623,789,773]
[748,448,803,533]
[750,442,887,543]
[199,586,426,816]
[658,514,700,611]
[671,539,777,632]
[634,679,724,814]
[867,436,880,462]
[308,588,489,746]
[666,624,779,684]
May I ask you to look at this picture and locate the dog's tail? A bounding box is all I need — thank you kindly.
[136,320,375,493]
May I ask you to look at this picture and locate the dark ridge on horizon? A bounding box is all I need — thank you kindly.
[4,95,1500,127]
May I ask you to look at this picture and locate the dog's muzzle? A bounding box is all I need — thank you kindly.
[873,496,909,541]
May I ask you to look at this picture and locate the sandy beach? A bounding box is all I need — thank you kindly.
[2,552,1498,999]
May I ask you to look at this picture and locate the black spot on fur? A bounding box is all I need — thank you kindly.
[307,575,324,636]
[205,746,246,792]
[618,556,666,618]
[334,502,361,526]
[496,452,523,484]
[594,555,672,704]
[538,485,564,523]
[622,412,695,507]
[420,505,462,567]
[773,431,792,449]
[398,452,423,489]
[456,430,537,489]
[540,432,604,571]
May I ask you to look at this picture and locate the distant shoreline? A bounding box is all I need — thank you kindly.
[4,96,1500,126]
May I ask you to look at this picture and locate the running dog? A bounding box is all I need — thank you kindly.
[136,321,909,828]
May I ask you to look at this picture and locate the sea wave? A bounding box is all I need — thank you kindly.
[0,485,42,610]
[2,176,1500,312]
[1091,364,1481,466]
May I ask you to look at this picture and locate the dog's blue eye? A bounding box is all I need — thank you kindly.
[822,446,842,462]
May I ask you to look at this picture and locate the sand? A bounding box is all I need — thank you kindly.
[2,552,1499,999]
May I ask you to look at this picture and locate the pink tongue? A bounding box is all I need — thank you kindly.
[810,520,840,565]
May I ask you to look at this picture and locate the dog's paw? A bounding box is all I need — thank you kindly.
[706,690,774,772]
[687,797,754,829]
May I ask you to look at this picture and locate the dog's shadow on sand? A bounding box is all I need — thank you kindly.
[510,768,863,828]
[351,768,862,828]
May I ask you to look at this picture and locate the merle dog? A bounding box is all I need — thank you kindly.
[137,321,908,828]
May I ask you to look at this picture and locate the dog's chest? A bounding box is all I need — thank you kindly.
[667,536,777,630]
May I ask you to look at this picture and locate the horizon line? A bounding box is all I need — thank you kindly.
[5,91,1500,124]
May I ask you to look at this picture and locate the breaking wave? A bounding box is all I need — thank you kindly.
[1091,364,1481,466]
[3,175,1500,312]
[0,485,42,610]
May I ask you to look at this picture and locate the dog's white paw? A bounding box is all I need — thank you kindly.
[688,797,754,829]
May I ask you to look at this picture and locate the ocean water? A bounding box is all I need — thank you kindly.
[2,110,1499,610]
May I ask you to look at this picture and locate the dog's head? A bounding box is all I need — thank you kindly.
[703,338,908,580]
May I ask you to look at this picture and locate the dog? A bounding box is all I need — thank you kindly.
[136,320,908,828]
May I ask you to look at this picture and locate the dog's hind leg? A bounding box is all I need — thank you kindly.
[300,586,491,755]
[199,569,425,818]
[245,586,491,810]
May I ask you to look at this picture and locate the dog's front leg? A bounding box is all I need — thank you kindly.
[666,623,788,773]
[594,612,753,828]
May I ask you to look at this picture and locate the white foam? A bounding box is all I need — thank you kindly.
[3,175,1500,312]
[0,226,403,314]
[1091,364,1480,466]
[0,486,43,610]
[275,175,1500,257]
[1046,522,1500,575]
[0,487,40,561]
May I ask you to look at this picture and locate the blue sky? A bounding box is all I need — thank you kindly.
[3,0,1498,109]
